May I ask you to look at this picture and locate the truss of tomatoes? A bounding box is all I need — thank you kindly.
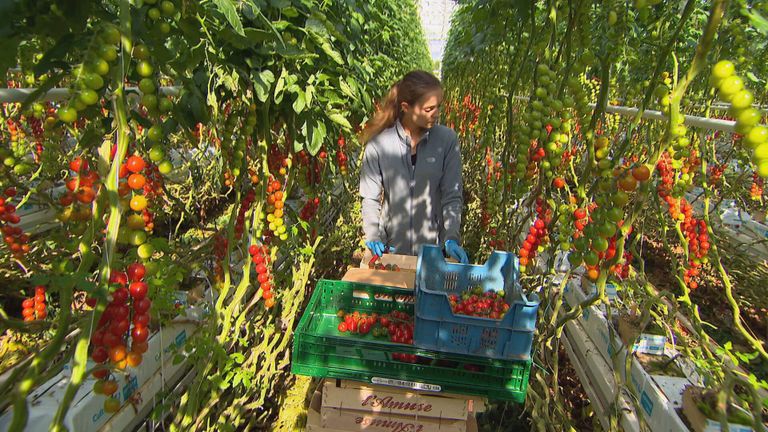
[87,262,151,414]
[449,286,510,319]
[336,309,420,363]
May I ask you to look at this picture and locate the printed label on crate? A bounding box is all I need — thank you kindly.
[372,377,442,392]
[323,381,468,420]
[120,375,139,402]
[321,407,467,432]
[640,390,654,416]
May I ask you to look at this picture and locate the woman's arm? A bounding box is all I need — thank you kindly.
[440,133,463,243]
[359,143,383,242]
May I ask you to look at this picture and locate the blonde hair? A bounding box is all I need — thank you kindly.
[359,70,442,144]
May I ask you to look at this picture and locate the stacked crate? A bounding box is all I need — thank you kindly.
[293,246,539,431]
[306,379,481,432]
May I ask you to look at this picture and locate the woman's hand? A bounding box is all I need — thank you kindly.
[366,240,387,257]
[445,240,469,264]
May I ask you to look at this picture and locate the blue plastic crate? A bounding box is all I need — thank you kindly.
[413,245,540,360]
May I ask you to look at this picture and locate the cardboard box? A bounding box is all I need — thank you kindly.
[321,407,468,432]
[342,268,415,290]
[323,380,482,420]
[307,389,478,432]
[360,252,419,271]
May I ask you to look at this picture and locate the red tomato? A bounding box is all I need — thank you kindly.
[125,155,146,173]
[131,325,149,343]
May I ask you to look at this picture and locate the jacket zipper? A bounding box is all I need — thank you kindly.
[408,142,415,255]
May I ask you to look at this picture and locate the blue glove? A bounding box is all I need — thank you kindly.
[445,240,469,264]
[366,240,386,257]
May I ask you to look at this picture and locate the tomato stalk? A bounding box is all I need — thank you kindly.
[703,198,768,360]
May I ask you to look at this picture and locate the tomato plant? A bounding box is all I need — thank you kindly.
[0,0,430,430]
[443,0,768,429]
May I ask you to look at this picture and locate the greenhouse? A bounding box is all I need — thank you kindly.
[0,0,766,431]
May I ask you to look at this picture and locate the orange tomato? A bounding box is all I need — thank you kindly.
[587,268,600,280]
[632,165,651,182]
[109,345,127,363]
[126,351,143,367]
[102,380,118,395]
[76,186,96,203]
[128,174,146,190]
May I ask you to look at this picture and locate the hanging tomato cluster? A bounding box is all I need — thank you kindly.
[336,134,348,175]
[88,263,150,412]
[446,93,481,136]
[234,189,256,240]
[249,244,274,308]
[1,187,29,257]
[295,149,324,188]
[519,199,551,270]
[21,285,47,321]
[750,172,763,201]
[299,197,320,221]
[708,163,726,185]
[60,157,99,224]
[55,24,122,125]
[263,178,287,244]
[2,118,35,175]
[710,60,768,176]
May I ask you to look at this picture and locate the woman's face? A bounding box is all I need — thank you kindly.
[401,88,443,130]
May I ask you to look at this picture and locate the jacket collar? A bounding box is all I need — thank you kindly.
[395,119,430,147]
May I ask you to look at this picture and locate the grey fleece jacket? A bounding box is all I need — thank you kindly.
[359,120,463,256]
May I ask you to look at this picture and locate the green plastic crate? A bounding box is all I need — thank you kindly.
[291,279,531,402]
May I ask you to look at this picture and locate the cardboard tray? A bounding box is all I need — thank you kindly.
[306,384,479,432]
[322,379,484,420]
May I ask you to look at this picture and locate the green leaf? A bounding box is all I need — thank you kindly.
[293,131,304,153]
[745,72,761,83]
[328,112,352,129]
[308,121,326,156]
[270,0,290,7]
[253,69,275,102]
[741,7,768,35]
[339,78,356,100]
[274,68,287,104]
[293,90,306,114]
[305,84,314,106]
[150,237,171,252]
[211,0,245,36]
[320,40,344,65]
[282,7,299,18]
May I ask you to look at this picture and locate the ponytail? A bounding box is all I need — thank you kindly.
[359,71,442,145]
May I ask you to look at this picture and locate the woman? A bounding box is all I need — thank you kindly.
[358,70,468,263]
